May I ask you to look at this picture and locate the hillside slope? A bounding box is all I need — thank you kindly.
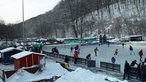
[14,0,146,39]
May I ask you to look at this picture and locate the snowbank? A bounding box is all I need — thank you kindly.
[4,62,128,82]
[56,68,127,82]
[6,62,69,82]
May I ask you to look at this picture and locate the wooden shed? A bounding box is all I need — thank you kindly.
[0,47,22,65]
[11,51,45,70]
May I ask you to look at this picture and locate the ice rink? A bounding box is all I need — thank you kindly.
[43,43,146,72]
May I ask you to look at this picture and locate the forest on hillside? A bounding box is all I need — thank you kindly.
[0,0,146,40]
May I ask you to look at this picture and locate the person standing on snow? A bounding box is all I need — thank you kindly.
[136,61,142,79]
[123,60,130,80]
[73,51,78,64]
[140,62,146,81]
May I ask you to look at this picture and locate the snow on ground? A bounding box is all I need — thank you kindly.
[43,43,146,73]
[56,67,127,82]
[3,58,127,82]
[6,59,69,82]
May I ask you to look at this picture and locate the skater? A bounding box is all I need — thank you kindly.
[98,43,100,46]
[86,54,91,60]
[74,45,80,55]
[123,60,130,80]
[122,43,125,48]
[129,45,134,55]
[94,47,98,56]
[114,49,118,55]
[111,57,116,64]
[70,46,73,53]
[108,42,110,47]
[138,49,143,61]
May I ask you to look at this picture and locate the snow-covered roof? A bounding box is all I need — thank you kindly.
[124,35,144,38]
[11,51,44,59]
[11,51,45,59]
[11,51,33,59]
[0,47,15,53]
[128,35,144,37]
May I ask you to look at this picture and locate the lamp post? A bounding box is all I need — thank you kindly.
[22,0,25,50]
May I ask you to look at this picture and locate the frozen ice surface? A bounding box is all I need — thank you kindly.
[43,43,146,73]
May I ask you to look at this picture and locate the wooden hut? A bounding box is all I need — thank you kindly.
[11,51,45,70]
[0,47,22,64]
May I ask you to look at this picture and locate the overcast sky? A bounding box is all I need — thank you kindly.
[0,0,61,24]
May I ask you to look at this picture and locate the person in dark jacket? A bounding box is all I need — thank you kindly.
[70,47,74,53]
[136,61,142,79]
[114,49,118,55]
[130,60,138,67]
[122,43,125,48]
[94,47,98,56]
[123,60,130,80]
[141,62,146,81]
[129,45,135,55]
[86,54,91,60]
[64,55,70,63]
[111,57,116,64]
[144,57,146,62]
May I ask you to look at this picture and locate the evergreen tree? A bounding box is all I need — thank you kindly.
[103,34,107,43]
[99,35,103,43]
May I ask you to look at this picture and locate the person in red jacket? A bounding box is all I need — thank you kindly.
[139,49,143,61]
[73,51,78,64]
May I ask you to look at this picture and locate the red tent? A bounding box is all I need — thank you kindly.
[11,51,45,70]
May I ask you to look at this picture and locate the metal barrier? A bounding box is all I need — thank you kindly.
[100,61,121,73]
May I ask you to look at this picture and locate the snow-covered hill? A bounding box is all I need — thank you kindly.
[78,0,146,38]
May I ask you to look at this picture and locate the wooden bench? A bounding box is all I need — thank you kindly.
[100,62,121,73]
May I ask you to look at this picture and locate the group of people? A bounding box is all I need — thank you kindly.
[66,43,146,81]
[123,58,146,81]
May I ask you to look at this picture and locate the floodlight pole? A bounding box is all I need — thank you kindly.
[22,0,25,50]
